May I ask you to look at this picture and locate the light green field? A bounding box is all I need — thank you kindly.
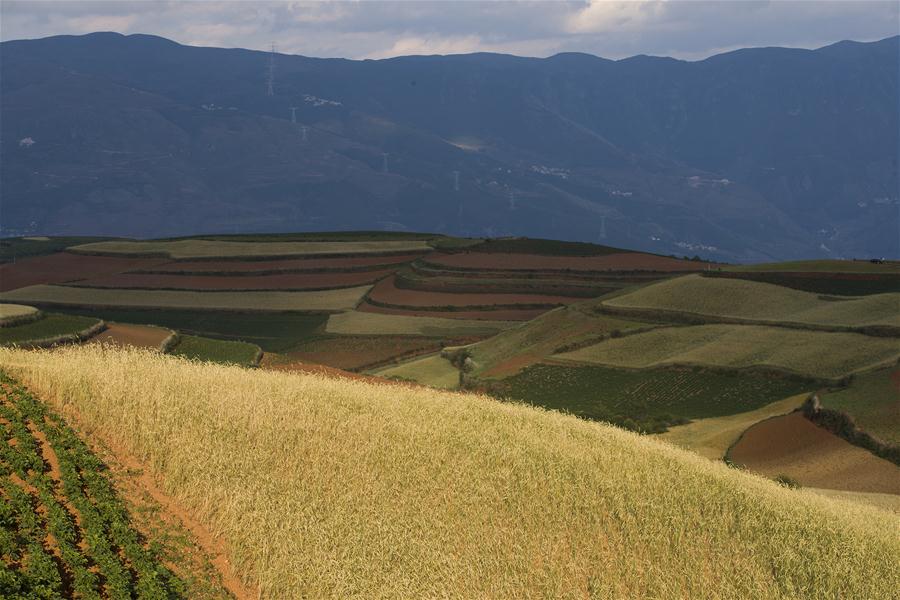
[0,284,371,312]
[728,260,900,273]
[376,354,460,389]
[171,334,261,367]
[657,393,809,460]
[461,304,650,377]
[819,367,900,445]
[69,239,431,258]
[325,311,515,337]
[0,313,102,345]
[0,303,39,325]
[604,274,900,329]
[555,324,900,380]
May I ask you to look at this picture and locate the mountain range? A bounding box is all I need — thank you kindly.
[1,32,897,261]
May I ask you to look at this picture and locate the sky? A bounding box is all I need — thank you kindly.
[2,1,898,61]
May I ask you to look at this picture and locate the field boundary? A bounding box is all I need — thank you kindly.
[802,395,900,466]
[0,308,43,328]
[1,319,107,349]
[364,296,568,313]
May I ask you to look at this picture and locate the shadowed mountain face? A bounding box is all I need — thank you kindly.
[1,32,897,261]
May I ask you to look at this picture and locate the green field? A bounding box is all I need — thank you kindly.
[49,307,328,353]
[603,274,900,330]
[171,335,261,366]
[555,324,900,380]
[69,239,432,259]
[377,355,460,389]
[0,313,101,346]
[0,373,183,598]
[463,304,650,377]
[0,236,113,263]
[819,367,900,446]
[0,284,370,312]
[326,311,515,337]
[496,363,813,433]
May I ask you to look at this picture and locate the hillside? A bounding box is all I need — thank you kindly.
[1,345,898,598]
[2,33,898,261]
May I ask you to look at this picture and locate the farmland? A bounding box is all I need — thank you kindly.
[554,324,900,380]
[818,367,900,445]
[0,372,183,598]
[1,345,897,598]
[426,251,710,272]
[88,323,173,350]
[377,354,460,389]
[495,363,812,432]
[0,314,103,347]
[279,336,458,372]
[142,253,421,274]
[357,300,549,321]
[0,303,39,326]
[70,269,392,291]
[69,239,433,259]
[326,310,515,337]
[0,252,170,291]
[0,284,371,312]
[703,270,900,296]
[728,412,900,494]
[171,335,261,367]
[603,274,900,330]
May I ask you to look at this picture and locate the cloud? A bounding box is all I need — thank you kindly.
[1,0,897,61]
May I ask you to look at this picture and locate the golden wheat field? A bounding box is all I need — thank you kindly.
[0,284,371,312]
[554,324,900,379]
[603,274,900,328]
[1,345,898,599]
[69,239,432,258]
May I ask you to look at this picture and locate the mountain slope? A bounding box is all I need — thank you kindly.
[1,33,897,261]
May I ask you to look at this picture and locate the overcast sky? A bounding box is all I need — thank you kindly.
[2,1,898,60]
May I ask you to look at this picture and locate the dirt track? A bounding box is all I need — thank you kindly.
[729,412,900,494]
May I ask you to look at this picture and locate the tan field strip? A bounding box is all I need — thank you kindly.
[326,310,516,336]
[0,284,371,312]
[554,324,900,380]
[0,303,39,325]
[2,345,898,598]
[88,323,173,350]
[603,274,900,329]
[375,354,460,389]
[69,239,432,259]
[657,394,810,460]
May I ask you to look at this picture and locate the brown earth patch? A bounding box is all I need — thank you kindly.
[143,254,422,274]
[357,299,549,321]
[429,251,710,272]
[0,253,171,291]
[281,335,482,372]
[729,412,900,494]
[367,276,582,309]
[72,269,393,291]
[88,323,172,350]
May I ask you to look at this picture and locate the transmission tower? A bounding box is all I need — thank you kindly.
[265,43,276,96]
[599,215,607,239]
[453,170,460,191]
[289,107,299,123]
[382,152,389,173]
[301,126,309,142]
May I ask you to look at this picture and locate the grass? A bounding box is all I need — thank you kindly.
[0,304,39,326]
[818,366,900,445]
[68,239,432,259]
[171,335,260,367]
[0,236,112,263]
[0,372,183,598]
[376,355,460,389]
[603,274,900,330]
[495,363,813,433]
[0,284,370,312]
[461,304,649,377]
[49,307,329,353]
[555,324,900,380]
[1,345,897,598]
[325,311,515,337]
[657,393,809,460]
[0,314,101,346]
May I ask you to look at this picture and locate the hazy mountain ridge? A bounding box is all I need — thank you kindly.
[1,33,897,261]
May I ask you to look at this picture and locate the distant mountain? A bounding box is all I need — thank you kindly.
[1,32,897,261]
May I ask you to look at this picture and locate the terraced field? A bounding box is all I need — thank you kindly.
[71,269,392,291]
[554,324,899,380]
[0,284,371,312]
[88,323,174,351]
[0,373,183,597]
[357,301,548,321]
[142,254,421,274]
[377,355,460,389]
[279,336,462,372]
[0,313,103,347]
[496,363,812,432]
[426,251,707,272]
[818,367,900,445]
[171,335,261,366]
[69,239,433,259]
[367,276,581,310]
[704,270,900,296]
[0,252,169,291]
[326,310,515,337]
[0,303,39,326]
[603,274,900,330]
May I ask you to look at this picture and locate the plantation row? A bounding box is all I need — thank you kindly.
[0,373,183,598]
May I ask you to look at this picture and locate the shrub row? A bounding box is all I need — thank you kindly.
[801,395,900,466]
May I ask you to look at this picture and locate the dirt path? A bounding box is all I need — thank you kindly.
[729,412,900,494]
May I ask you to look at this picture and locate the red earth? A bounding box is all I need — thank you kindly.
[357,299,550,321]
[72,270,393,291]
[0,253,171,291]
[143,254,422,274]
[366,276,583,309]
[426,252,711,272]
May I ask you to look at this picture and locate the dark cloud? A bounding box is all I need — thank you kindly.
[2,1,897,60]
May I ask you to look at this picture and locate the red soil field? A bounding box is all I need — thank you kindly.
[427,252,710,272]
[367,276,582,309]
[143,254,422,274]
[89,323,172,350]
[357,300,549,321]
[0,253,171,291]
[72,270,393,291]
[280,336,477,372]
[729,412,900,494]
